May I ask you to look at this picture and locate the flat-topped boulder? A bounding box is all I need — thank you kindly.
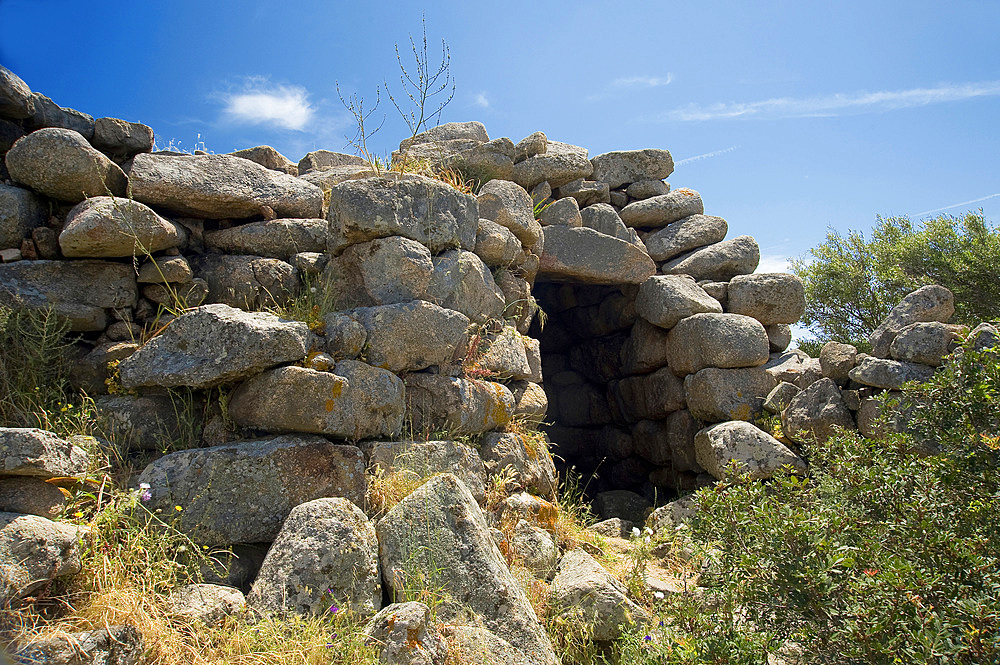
[695,420,807,480]
[129,152,323,219]
[297,149,368,175]
[0,428,89,478]
[538,225,655,284]
[590,148,674,189]
[228,145,297,175]
[327,174,478,254]
[620,188,704,228]
[666,312,770,376]
[511,140,593,190]
[662,235,760,281]
[203,218,326,259]
[403,374,514,436]
[636,274,722,329]
[227,361,405,440]
[59,196,183,258]
[781,378,856,443]
[727,272,806,325]
[344,300,470,373]
[643,213,727,262]
[326,235,434,309]
[119,304,311,389]
[2,512,84,606]
[6,127,127,202]
[137,434,367,545]
[92,117,154,161]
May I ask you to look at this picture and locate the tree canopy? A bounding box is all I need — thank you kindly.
[790,211,1000,351]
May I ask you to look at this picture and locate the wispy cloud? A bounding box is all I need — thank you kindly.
[473,92,490,109]
[655,81,1000,122]
[675,145,739,166]
[612,74,674,89]
[913,192,1000,217]
[756,254,791,274]
[221,80,314,131]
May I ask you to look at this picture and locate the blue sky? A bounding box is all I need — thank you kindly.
[2,0,998,276]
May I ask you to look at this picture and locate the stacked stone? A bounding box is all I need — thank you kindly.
[773,285,994,445]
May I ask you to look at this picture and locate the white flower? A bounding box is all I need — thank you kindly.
[631,526,641,538]
[654,591,665,600]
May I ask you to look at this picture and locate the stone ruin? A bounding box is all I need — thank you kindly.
[2,64,992,661]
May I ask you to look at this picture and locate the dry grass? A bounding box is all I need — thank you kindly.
[364,466,430,520]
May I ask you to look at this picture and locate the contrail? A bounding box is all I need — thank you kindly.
[675,145,738,166]
[914,192,1000,217]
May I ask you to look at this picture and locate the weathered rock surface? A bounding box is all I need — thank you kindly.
[685,367,777,422]
[819,342,858,384]
[479,431,558,498]
[0,65,35,119]
[781,378,856,443]
[869,285,955,358]
[848,356,936,390]
[0,477,65,518]
[403,374,514,436]
[365,439,487,504]
[556,178,610,207]
[426,250,505,323]
[0,427,89,478]
[1,512,83,606]
[594,489,651,523]
[6,127,127,202]
[92,116,154,161]
[94,394,194,451]
[511,139,593,190]
[59,196,182,258]
[763,381,801,415]
[327,175,478,254]
[608,367,686,422]
[119,304,310,389]
[726,273,806,325]
[538,225,655,284]
[203,218,326,259]
[515,131,548,162]
[189,254,298,310]
[662,235,760,281]
[229,145,297,175]
[137,434,367,545]
[129,153,323,219]
[620,318,671,375]
[12,625,142,665]
[0,184,46,250]
[643,213,727,262]
[889,321,964,366]
[364,602,447,665]
[328,235,434,309]
[538,196,582,227]
[511,519,559,579]
[25,94,94,139]
[590,149,674,189]
[620,188,703,228]
[627,179,670,199]
[477,178,542,249]
[475,218,522,267]
[136,255,192,284]
[248,497,380,616]
[378,474,557,665]
[636,274,722,329]
[648,494,699,533]
[228,362,405,440]
[666,313,770,376]
[346,300,470,373]
[169,583,246,625]
[694,420,806,480]
[297,149,368,174]
[551,548,649,641]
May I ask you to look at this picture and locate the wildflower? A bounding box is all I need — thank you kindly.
[654,591,665,600]
[631,526,641,538]
[325,633,338,647]
[310,287,317,293]
[174,505,183,512]
[863,568,879,576]
[328,604,339,613]
[138,482,151,502]
[659,620,665,627]
[73,511,84,518]
[644,635,652,641]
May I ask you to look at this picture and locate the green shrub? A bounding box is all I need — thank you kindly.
[666,341,1000,663]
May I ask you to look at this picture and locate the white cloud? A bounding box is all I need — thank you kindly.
[755,255,791,274]
[612,74,674,88]
[675,145,739,166]
[222,83,314,131]
[913,192,1000,217]
[473,92,490,109]
[656,81,1000,122]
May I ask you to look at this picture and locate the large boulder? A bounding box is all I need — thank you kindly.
[0,477,66,518]
[365,439,488,504]
[0,427,89,478]
[0,259,137,331]
[662,235,760,281]
[620,188,704,228]
[297,149,368,175]
[377,474,557,665]
[0,65,35,119]
[228,145,297,175]
[188,254,298,310]
[550,548,649,641]
[228,362,405,440]
[137,434,367,544]
[666,313,770,376]
[129,153,322,219]
[25,94,94,139]
[537,226,655,284]
[478,431,558,498]
[326,235,434,309]
[403,374,514,436]
[0,184,46,250]
[92,117,155,161]
[511,139,593,190]
[636,274,722,329]
[364,602,447,665]
[726,273,806,325]
[426,250,505,323]
[579,203,635,244]
[643,214,727,262]
[5,128,127,202]
[94,394,195,452]
[118,304,311,389]
[11,625,142,665]
[59,196,183,258]
[470,325,539,382]
[620,318,671,375]
[685,367,777,422]
[848,356,936,390]
[168,583,246,625]
[608,367,687,422]
[590,149,674,189]
[781,378,856,443]
[1,512,83,606]
[477,178,542,250]
[475,218,522,267]
[327,175,478,254]
[819,342,858,384]
[248,497,380,616]
[203,218,326,259]
[345,300,470,373]
[694,420,807,481]
[889,321,964,366]
[868,285,955,358]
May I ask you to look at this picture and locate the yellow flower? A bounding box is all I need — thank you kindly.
[174,505,183,512]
